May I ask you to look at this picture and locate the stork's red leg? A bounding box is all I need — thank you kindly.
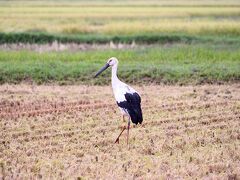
[114,115,125,144]
[114,126,126,144]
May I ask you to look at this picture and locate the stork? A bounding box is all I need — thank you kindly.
[94,57,143,146]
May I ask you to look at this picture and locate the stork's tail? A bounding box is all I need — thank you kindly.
[129,107,143,125]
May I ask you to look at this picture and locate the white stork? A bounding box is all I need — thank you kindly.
[94,57,143,146]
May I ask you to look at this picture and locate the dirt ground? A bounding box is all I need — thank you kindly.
[0,84,239,179]
[0,42,139,52]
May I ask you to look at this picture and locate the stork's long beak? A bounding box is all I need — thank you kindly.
[94,63,110,78]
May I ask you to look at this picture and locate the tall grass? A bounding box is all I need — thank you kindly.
[0,4,239,36]
[1,0,240,6]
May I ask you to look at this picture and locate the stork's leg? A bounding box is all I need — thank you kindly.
[114,115,126,144]
[127,118,130,147]
[114,126,126,144]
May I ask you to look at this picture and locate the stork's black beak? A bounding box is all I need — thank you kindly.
[94,63,110,78]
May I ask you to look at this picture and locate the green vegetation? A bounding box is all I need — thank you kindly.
[0,43,239,85]
[1,32,240,44]
[0,0,239,85]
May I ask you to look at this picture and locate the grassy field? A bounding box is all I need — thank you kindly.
[1,6,239,36]
[0,0,240,43]
[0,84,239,179]
[0,43,239,85]
[0,0,239,85]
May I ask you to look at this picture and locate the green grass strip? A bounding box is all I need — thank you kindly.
[0,32,240,44]
[0,43,239,85]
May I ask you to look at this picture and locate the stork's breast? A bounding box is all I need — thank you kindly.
[113,90,126,102]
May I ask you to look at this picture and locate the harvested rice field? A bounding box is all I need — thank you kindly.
[0,84,239,179]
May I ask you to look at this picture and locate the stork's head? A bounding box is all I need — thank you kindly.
[107,57,118,66]
[94,57,118,78]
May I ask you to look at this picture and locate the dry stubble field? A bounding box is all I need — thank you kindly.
[0,84,240,179]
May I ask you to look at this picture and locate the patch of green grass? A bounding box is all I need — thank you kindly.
[0,43,239,85]
[0,32,240,45]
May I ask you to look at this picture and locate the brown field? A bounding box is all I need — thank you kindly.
[0,84,240,179]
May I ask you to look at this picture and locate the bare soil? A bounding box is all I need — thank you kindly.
[0,84,239,179]
[0,41,139,52]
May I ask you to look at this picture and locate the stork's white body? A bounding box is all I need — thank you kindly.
[111,63,138,117]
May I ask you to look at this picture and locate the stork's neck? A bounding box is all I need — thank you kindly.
[111,64,120,86]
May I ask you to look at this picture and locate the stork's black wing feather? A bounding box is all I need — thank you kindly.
[117,92,143,125]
